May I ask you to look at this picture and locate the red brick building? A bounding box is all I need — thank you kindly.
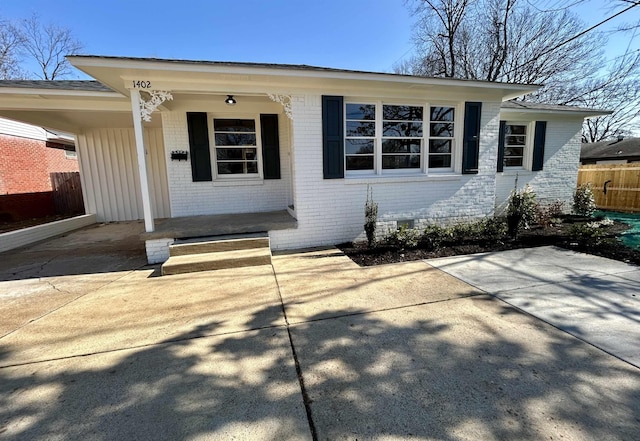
[0,118,80,221]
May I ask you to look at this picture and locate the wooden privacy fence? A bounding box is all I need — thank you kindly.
[50,172,85,216]
[577,163,640,212]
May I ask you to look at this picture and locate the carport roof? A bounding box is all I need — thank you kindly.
[0,80,113,92]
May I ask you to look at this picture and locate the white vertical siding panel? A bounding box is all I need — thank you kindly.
[76,133,97,218]
[116,129,138,220]
[87,130,107,221]
[75,127,170,222]
[104,129,123,220]
[97,130,118,222]
[145,128,170,218]
[74,134,91,216]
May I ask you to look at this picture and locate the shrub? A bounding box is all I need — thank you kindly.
[536,200,564,227]
[384,225,420,249]
[420,224,451,250]
[364,186,378,248]
[573,183,596,217]
[569,221,608,244]
[506,184,537,237]
[477,217,508,241]
[419,218,507,249]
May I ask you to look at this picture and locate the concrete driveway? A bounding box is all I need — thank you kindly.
[1,224,639,440]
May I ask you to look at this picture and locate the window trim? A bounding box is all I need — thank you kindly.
[343,99,462,177]
[502,120,533,171]
[208,113,264,180]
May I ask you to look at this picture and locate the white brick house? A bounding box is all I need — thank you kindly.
[0,56,607,263]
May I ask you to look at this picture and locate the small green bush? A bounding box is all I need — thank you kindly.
[385,225,420,249]
[477,217,508,241]
[364,186,378,248]
[536,200,564,227]
[573,183,596,217]
[420,224,451,250]
[419,218,507,250]
[507,185,537,237]
[569,221,608,244]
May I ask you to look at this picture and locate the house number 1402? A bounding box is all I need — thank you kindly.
[132,80,151,88]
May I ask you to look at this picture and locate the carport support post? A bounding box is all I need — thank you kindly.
[130,89,155,232]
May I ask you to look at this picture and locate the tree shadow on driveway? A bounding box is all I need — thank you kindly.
[2,295,638,440]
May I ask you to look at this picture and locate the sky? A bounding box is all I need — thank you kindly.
[0,0,638,78]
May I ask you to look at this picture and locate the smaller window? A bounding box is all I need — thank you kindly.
[504,123,527,167]
[213,119,258,175]
[428,106,455,169]
[345,103,376,171]
[65,150,77,159]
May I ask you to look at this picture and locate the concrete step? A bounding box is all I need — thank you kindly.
[161,247,272,276]
[169,234,269,257]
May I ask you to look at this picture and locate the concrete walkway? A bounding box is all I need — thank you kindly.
[1,226,639,440]
[429,246,640,368]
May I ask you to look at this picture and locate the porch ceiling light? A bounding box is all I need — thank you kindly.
[225,95,236,105]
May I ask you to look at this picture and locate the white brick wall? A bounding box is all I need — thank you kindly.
[161,98,292,217]
[145,238,174,264]
[152,94,582,252]
[270,97,504,250]
[495,119,583,213]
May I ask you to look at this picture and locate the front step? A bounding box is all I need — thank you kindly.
[170,234,269,256]
[161,233,271,276]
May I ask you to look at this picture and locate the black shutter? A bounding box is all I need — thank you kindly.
[260,114,281,179]
[186,112,212,181]
[322,95,344,179]
[497,120,506,172]
[462,102,482,174]
[532,121,547,171]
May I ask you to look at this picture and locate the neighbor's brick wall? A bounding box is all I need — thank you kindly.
[0,134,78,194]
[494,118,583,213]
[269,97,502,250]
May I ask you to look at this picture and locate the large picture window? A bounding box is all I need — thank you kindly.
[213,119,258,175]
[382,105,423,170]
[344,101,457,175]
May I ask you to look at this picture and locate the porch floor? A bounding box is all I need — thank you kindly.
[141,210,297,241]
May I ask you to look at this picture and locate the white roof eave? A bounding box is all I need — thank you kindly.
[67,56,541,100]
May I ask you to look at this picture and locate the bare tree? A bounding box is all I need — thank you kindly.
[400,0,639,140]
[568,50,640,142]
[0,19,24,79]
[19,14,82,80]
[411,0,471,77]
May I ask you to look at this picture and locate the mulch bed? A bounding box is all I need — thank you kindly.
[338,218,640,267]
[0,214,78,234]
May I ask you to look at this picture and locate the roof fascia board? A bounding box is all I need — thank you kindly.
[68,56,540,97]
[501,107,611,118]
